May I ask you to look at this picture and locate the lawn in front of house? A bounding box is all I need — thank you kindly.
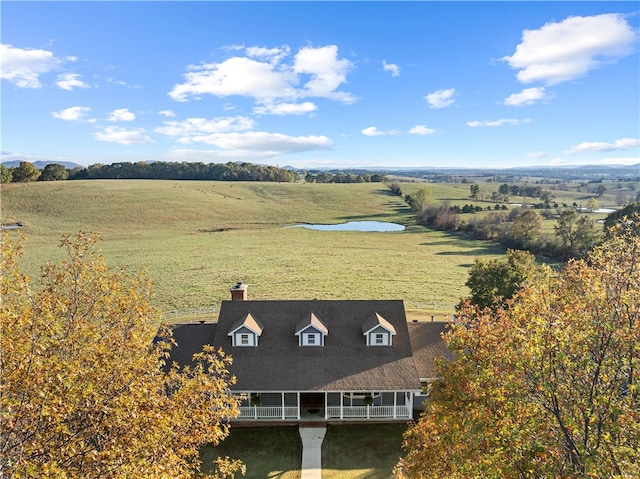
[201,426,302,479]
[200,423,408,479]
[322,424,407,479]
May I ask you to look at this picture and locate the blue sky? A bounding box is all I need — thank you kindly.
[2,1,639,169]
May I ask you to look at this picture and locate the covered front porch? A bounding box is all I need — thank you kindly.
[236,391,415,421]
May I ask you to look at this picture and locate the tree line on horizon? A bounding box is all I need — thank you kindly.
[0,161,387,184]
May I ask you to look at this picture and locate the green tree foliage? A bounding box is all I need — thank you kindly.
[11,161,41,182]
[397,222,640,479]
[39,163,70,181]
[604,202,640,235]
[463,249,541,312]
[509,208,543,249]
[554,210,599,260]
[469,183,481,199]
[0,164,12,184]
[0,232,243,478]
[407,187,432,212]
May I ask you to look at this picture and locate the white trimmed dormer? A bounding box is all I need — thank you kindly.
[295,312,328,347]
[228,313,263,347]
[361,312,396,346]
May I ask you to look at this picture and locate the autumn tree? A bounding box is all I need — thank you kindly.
[586,196,599,211]
[398,221,640,478]
[0,232,244,479]
[11,161,41,182]
[0,164,12,183]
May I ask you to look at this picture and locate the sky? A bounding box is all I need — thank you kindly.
[1,1,639,170]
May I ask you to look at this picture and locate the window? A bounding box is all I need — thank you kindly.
[240,334,249,345]
[375,333,384,345]
[307,334,316,345]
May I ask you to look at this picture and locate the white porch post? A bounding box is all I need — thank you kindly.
[297,392,300,419]
[324,392,328,419]
[281,392,285,420]
[340,392,344,419]
[393,391,397,419]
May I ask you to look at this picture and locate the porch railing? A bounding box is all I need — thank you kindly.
[326,405,410,419]
[238,406,298,419]
[237,405,411,420]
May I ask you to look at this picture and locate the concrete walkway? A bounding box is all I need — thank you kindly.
[299,426,327,479]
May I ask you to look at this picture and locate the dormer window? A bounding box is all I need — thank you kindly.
[295,312,328,347]
[362,312,396,346]
[228,313,263,347]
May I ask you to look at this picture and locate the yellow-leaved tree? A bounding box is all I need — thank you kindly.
[397,218,640,478]
[1,232,244,478]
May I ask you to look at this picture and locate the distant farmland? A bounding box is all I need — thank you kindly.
[2,180,509,314]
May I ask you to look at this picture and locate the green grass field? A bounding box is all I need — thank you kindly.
[2,180,510,314]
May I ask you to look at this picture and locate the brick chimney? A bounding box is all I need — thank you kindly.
[230,281,248,301]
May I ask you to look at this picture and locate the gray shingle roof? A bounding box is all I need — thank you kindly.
[407,322,451,380]
[216,300,419,391]
[166,301,450,393]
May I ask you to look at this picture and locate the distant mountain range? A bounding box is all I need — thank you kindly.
[1,160,84,170]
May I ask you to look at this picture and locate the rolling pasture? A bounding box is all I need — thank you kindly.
[1,180,507,314]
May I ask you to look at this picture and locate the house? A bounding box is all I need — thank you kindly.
[167,283,449,422]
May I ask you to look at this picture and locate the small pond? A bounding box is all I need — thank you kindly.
[287,221,405,232]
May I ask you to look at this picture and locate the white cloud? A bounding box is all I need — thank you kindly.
[155,116,254,137]
[425,88,456,108]
[382,60,400,77]
[246,45,290,64]
[467,118,532,127]
[169,44,354,106]
[408,125,436,135]
[169,56,297,102]
[171,131,333,154]
[51,106,91,121]
[158,109,176,117]
[253,101,317,115]
[0,43,60,88]
[502,14,637,85]
[107,108,136,122]
[503,87,552,106]
[56,72,89,91]
[293,45,354,102]
[362,126,385,137]
[525,151,547,160]
[565,137,640,155]
[93,127,154,145]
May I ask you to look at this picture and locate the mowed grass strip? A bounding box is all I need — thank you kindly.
[1,180,506,311]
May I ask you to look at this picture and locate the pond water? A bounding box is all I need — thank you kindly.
[287,221,405,232]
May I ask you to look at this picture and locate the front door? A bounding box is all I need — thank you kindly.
[300,392,325,418]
